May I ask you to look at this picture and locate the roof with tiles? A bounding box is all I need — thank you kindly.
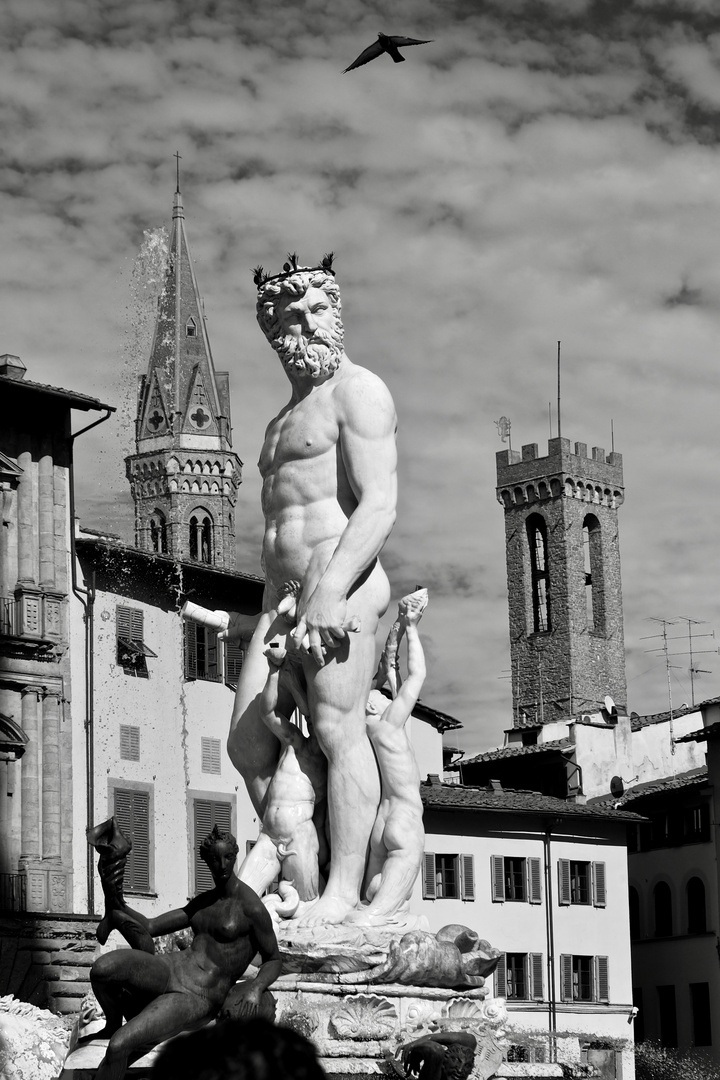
[630,695,720,731]
[420,778,644,821]
[675,721,720,743]
[0,373,114,412]
[462,738,574,765]
[589,766,708,810]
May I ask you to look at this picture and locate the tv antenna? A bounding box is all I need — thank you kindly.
[641,618,680,755]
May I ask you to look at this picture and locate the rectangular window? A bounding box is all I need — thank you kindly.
[193,798,232,895]
[184,622,221,683]
[558,860,606,907]
[495,952,544,1001]
[120,725,140,761]
[201,737,222,775]
[560,955,609,1003]
[116,606,156,678]
[223,640,245,689]
[690,983,712,1047]
[113,787,150,893]
[422,853,475,901]
[658,985,678,1048]
[491,856,542,904]
[684,805,710,844]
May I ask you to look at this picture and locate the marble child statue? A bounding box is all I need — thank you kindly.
[348,588,429,926]
[227,255,398,926]
[237,622,328,902]
[82,821,281,1080]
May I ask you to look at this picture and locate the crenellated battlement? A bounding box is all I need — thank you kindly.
[496,436,623,509]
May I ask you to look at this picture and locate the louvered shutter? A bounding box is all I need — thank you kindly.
[495,954,507,997]
[120,725,140,761]
[460,855,475,901]
[529,953,544,1000]
[184,622,198,680]
[491,856,505,902]
[422,853,437,899]
[207,630,219,680]
[558,859,571,905]
[560,954,573,1002]
[595,956,609,1002]
[593,862,607,908]
[117,606,143,643]
[201,737,222,775]
[114,788,150,892]
[224,640,244,688]
[528,857,542,904]
[193,799,232,894]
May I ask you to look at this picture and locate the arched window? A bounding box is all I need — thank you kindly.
[186,317,197,337]
[582,514,603,633]
[687,877,706,934]
[527,515,550,633]
[654,881,673,937]
[189,509,213,565]
[629,886,641,940]
[149,510,167,554]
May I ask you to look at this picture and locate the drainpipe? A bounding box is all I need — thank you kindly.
[544,825,558,1063]
[68,407,114,914]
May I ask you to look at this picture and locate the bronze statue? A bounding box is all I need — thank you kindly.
[82,820,282,1080]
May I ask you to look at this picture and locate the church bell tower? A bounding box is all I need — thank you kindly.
[496,436,627,726]
[125,184,242,570]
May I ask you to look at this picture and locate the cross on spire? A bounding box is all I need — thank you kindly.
[174,150,182,194]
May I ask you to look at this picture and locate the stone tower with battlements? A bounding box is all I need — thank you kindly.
[125,188,242,570]
[496,436,627,727]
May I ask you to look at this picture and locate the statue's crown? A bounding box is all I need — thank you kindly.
[252,252,335,288]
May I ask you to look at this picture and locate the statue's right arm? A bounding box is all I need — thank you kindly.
[259,667,298,746]
[381,623,426,729]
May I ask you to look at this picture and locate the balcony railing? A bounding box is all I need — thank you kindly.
[0,592,64,642]
[0,873,27,913]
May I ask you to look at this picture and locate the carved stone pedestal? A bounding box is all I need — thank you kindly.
[273,977,508,1078]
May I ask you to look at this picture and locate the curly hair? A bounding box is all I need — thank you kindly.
[256,269,341,346]
[199,824,239,864]
[151,1017,327,1080]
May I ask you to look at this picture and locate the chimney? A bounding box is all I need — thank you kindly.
[0,355,27,380]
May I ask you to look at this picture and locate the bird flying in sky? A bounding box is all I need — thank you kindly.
[342,33,433,73]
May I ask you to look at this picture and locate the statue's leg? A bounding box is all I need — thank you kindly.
[299,631,381,926]
[83,950,169,1044]
[227,611,292,816]
[360,799,425,921]
[96,992,212,1080]
[280,818,320,902]
[236,832,282,896]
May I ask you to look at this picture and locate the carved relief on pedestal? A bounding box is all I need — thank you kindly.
[329,995,398,1040]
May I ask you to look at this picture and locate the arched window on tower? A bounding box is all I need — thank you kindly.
[687,877,706,934]
[189,509,213,565]
[527,515,550,633]
[149,509,167,554]
[583,514,603,633]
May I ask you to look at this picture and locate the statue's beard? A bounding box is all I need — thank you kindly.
[274,326,344,379]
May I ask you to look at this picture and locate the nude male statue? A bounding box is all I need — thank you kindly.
[237,632,328,902]
[227,256,397,925]
[348,590,428,926]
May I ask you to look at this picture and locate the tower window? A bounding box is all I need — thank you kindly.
[527,515,550,633]
[149,510,167,554]
[189,510,213,564]
[186,317,197,337]
[583,514,603,633]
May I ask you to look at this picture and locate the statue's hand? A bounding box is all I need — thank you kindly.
[293,589,352,667]
[228,981,263,1017]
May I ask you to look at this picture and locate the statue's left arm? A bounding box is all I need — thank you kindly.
[295,373,398,664]
[230,886,283,1016]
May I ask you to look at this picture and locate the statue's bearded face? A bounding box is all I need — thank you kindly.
[257,274,344,380]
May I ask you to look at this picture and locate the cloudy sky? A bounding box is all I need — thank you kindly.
[3,0,720,755]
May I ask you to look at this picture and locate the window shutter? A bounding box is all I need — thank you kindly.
[491,856,505,902]
[460,854,475,901]
[120,725,140,761]
[528,857,542,904]
[558,859,571,905]
[224,640,244,687]
[530,952,544,1000]
[117,606,143,642]
[201,737,222,775]
[207,630,219,680]
[495,954,507,997]
[422,853,437,899]
[193,799,232,894]
[184,622,198,680]
[560,954,573,1002]
[114,788,150,892]
[593,862,607,908]
[595,956,609,1002]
